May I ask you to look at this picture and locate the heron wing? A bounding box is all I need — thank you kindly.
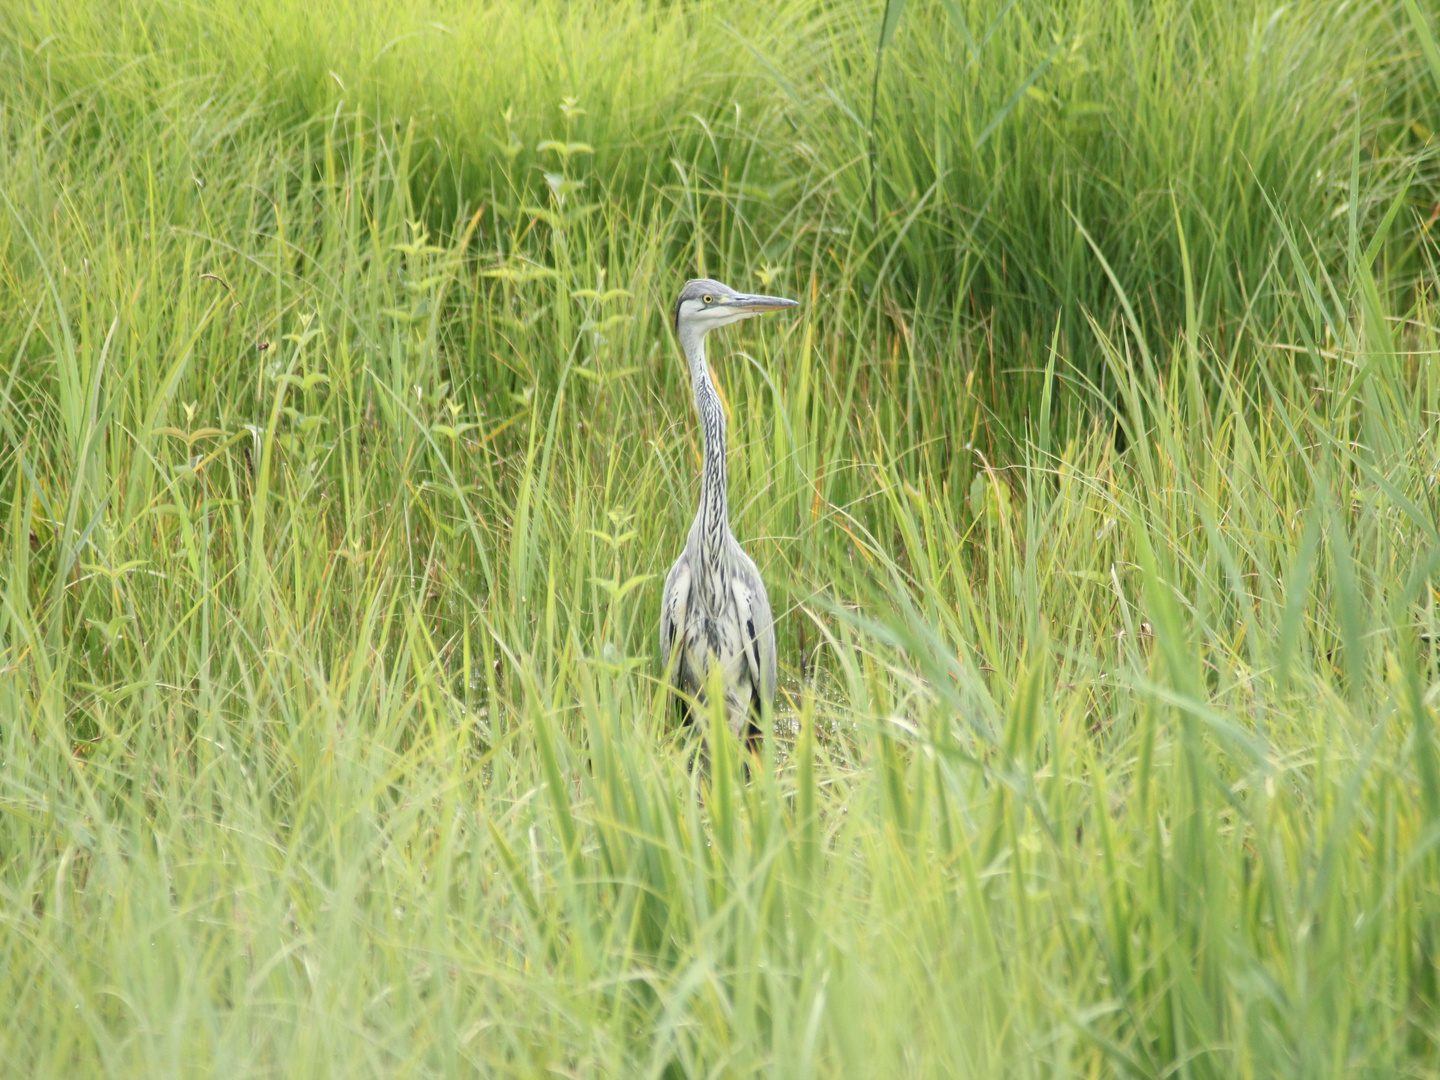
[659,550,691,683]
[730,551,776,721]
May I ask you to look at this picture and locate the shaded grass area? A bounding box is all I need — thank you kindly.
[5,0,1435,407]
[2,0,1440,1075]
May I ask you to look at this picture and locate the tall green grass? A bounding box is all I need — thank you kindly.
[2,0,1440,1075]
[6,0,1432,408]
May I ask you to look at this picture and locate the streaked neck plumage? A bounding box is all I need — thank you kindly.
[678,321,729,583]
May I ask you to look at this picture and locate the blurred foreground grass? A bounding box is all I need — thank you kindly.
[2,0,1440,1076]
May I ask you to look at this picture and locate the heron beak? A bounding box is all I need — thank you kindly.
[725,293,799,315]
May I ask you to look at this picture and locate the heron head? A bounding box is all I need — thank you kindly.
[673,278,798,336]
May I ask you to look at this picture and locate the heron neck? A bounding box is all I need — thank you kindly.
[681,326,729,562]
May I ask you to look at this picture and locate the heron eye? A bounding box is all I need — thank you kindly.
[702,295,714,305]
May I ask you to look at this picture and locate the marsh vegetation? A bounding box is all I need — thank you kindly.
[3,0,1440,1075]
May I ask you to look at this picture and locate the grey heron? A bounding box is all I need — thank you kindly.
[659,278,799,752]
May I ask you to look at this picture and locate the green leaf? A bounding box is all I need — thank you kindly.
[879,0,909,50]
[936,0,976,54]
[1403,0,1440,96]
[535,140,595,158]
[975,41,1062,149]
[481,262,559,282]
